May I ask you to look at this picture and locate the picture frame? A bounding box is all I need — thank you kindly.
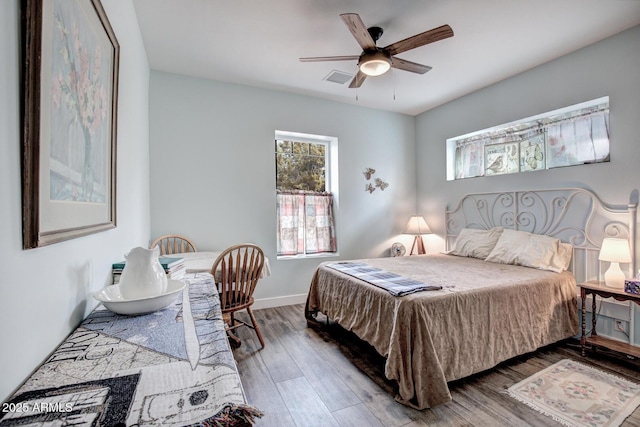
[22,0,119,249]
[483,142,519,176]
[520,135,545,172]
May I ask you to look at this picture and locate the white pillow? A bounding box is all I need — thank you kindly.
[450,227,504,259]
[484,229,530,265]
[485,229,573,272]
[518,234,573,272]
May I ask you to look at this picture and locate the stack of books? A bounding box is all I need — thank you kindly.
[112,257,185,284]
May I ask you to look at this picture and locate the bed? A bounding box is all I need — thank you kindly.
[305,188,637,409]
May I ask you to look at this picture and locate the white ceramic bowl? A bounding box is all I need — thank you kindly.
[93,279,186,315]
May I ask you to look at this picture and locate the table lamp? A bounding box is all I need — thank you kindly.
[598,238,631,289]
[404,215,431,255]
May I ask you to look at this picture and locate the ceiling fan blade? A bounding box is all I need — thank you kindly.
[384,24,454,56]
[349,71,367,88]
[340,13,376,50]
[299,55,359,62]
[391,57,432,74]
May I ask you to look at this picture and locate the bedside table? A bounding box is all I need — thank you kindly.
[579,281,640,358]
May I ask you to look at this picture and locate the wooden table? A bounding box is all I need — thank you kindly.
[173,251,272,277]
[579,280,640,358]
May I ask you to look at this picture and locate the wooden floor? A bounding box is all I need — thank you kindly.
[232,304,640,427]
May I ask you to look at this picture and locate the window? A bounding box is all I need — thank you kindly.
[446,97,610,180]
[275,130,338,258]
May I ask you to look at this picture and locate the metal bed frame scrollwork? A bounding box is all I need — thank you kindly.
[445,187,637,285]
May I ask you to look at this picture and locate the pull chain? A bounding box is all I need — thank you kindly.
[355,65,359,101]
[392,68,396,101]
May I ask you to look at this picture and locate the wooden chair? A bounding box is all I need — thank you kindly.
[211,243,265,349]
[150,234,197,255]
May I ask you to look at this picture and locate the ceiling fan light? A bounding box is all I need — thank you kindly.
[358,51,392,76]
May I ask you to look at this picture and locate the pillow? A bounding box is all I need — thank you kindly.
[484,229,530,265]
[517,234,573,272]
[485,229,573,272]
[450,227,504,259]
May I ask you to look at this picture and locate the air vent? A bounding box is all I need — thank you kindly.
[323,70,353,85]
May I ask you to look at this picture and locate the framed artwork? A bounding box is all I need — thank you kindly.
[484,142,519,176]
[22,0,119,249]
[520,135,545,172]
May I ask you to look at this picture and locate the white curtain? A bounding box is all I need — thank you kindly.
[547,111,609,168]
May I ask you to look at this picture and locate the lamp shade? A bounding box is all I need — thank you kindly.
[404,216,432,235]
[598,238,631,263]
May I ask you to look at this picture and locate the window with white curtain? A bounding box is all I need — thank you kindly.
[446,97,610,180]
[275,130,338,258]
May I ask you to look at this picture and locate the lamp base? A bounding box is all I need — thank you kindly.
[604,262,625,289]
[410,236,426,255]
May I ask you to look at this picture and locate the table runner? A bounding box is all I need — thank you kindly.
[326,261,442,296]
[0,273,261,426]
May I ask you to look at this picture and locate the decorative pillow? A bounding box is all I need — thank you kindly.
[450,227,504,259]
[485,229,573,272]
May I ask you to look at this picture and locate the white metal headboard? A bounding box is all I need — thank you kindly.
[445,188,637,283]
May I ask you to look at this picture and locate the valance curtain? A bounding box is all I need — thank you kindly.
[454,140,485,179]
[546,111,609,167]
[276,191,336,256]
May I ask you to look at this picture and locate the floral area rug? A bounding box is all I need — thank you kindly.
[507,359,640,427]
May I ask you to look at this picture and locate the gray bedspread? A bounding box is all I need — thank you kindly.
[305,254,578,409]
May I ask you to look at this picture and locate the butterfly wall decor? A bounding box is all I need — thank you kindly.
[374,177,389,191]
[363,166,389,193]
[363,167,376,180]
[365,183,376,193]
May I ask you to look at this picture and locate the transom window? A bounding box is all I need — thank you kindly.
[446,97,610,180]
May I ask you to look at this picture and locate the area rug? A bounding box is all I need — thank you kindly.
[507,359,640,427]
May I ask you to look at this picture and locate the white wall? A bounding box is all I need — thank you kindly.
[0,1,150,402]
[415,25,640,344]
[149,71,417,303]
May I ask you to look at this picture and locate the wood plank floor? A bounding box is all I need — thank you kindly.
[232,304,640,427]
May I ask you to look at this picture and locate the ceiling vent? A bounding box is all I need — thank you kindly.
[323,70,354,85]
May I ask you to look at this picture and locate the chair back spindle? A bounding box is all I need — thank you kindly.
[150,234,197,255]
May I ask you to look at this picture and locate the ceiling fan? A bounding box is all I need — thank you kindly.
[300,13,454,88]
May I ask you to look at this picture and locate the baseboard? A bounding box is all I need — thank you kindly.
[253,293,307,310]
